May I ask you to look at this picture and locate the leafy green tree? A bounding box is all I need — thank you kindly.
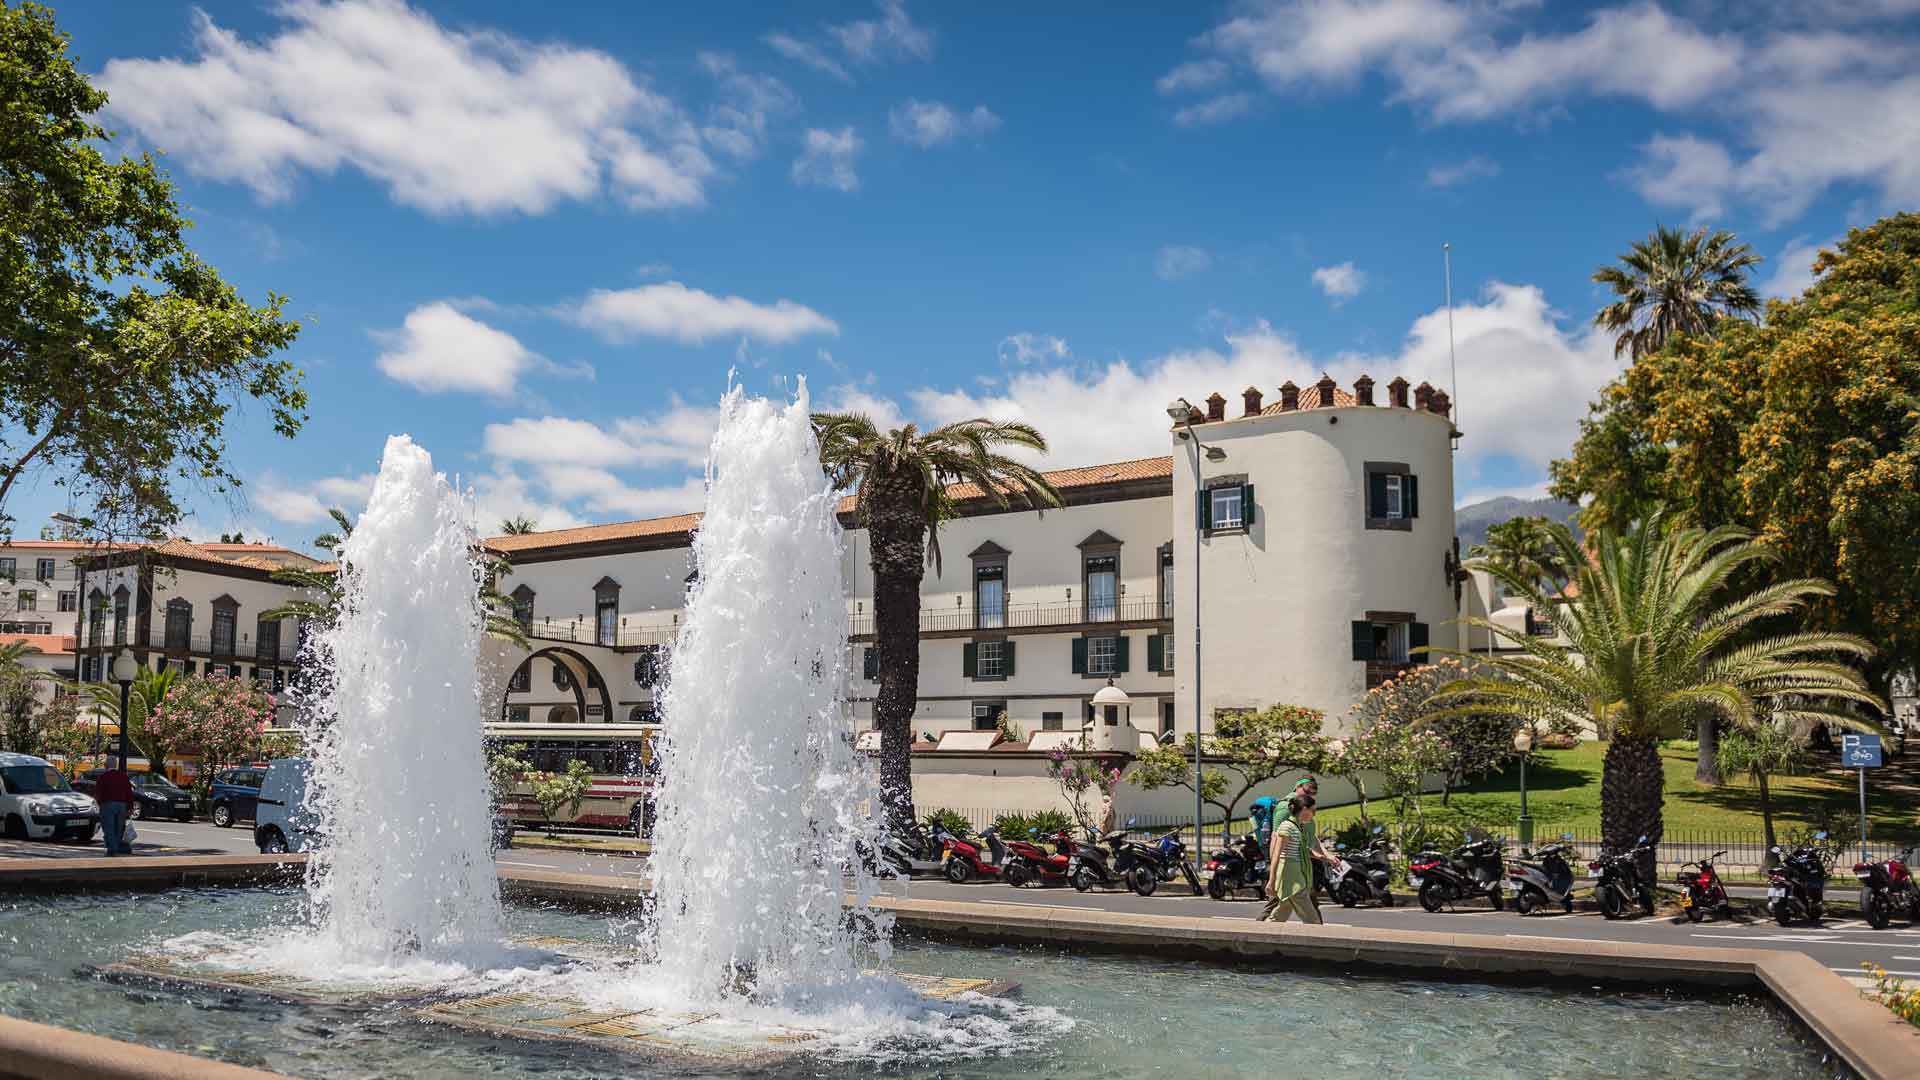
[527,759,593,834]
[145,674,277,803]
[0,640,47,752]
[1469,516,1570,592]
[1592,224,1761,360]
[1130,703,1331,827]
[1331,720,1453,857]
[1438,513,1882,855]
[812,413,1060,834]
[1716,712,1810,862]
[34,694,90,780]
[485,741,531,804]
[0,3,305,540]
[1552,214,1920,713]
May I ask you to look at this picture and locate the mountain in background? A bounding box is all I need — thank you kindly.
[1454,495,1581,551]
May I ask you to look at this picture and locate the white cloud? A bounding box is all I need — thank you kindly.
[829,0,934,64]
[1173,93,1254,127]
[905,282,1620,491]
[254,472,376,526]
[470,468,591,533]
[374,302,541,396]
[1183,1,1920,221]
[1157,59,1231,95]
[792,127,862,191]
[1311,262,1368,302]
[531,466,707,519]
[696,52,796,162]
[254,488,330,527]
[998,333,1070,365]
[1425,155,1500,188]
[483,417,648,468]
[888,101,1000,147]
[764,32,852,84]
[568,282,838,344]
[100,0,713,216]
[1758,235,1833,299]
[1155,245,1212,281]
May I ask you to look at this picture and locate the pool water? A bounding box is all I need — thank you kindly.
[0,889,1841,1079]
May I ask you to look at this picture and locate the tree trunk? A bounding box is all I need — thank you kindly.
[1600,734,1664,854]
[1695,711,1722,785]
[866,480,928,839]
[1758,771,1778,868]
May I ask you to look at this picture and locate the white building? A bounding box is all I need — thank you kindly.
[0,539,89,636]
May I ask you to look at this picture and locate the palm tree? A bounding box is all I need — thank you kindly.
[1436,513,1883,855]
[812,414,1061,833]
[1593,225,1762,359]
[84,666,178,763]
[1469,516,1570,592]
[499,515,538,535]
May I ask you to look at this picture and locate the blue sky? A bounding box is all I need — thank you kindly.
[21,0,1916,548]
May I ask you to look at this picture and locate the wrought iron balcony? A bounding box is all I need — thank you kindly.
[849,597,1171,638]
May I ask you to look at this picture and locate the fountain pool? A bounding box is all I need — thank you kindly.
[0,889,1841,1079]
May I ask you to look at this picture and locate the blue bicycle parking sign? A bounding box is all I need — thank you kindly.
[1842,733,1884,769]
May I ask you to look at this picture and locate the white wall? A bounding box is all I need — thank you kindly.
[498,547,693,642]
[1171,398,1459,736]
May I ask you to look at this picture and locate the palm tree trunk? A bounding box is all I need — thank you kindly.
[866,483,927,838]
[1601,734,1665,854]
[1695,711,1722,785]
[1757,771,1778,868]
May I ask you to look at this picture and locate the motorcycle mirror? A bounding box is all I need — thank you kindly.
[1561,832,1573,841]
[1815,831,1828,840]
[1636,835,1647,845]
[1373,825,1384,835]
[1126,817,1136,827]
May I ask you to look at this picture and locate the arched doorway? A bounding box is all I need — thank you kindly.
[548,704,580,724]
[501,645,613,723]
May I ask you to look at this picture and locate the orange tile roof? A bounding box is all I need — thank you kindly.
[1265,384,1356,412]
[3,634,74,656]
[485,456,1175,554]
[0,540,93,550]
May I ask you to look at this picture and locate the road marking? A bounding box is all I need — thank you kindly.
[135,827,186,835]
[1835,966,1920,978]
[496,860,556,869]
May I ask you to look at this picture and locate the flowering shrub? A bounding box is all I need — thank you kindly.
[34,695,91,780]
[1048,740,1123,834]
[146,674,277,800]
[1865,963,1920,1027]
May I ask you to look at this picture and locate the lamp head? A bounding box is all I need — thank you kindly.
[1204,447,1227,462]
[1165,398,1194,422]
[111,649,139,684]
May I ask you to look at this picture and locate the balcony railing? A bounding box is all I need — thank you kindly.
[76,626,303,663]
[850,597,1171,637]
[523,618,681,649]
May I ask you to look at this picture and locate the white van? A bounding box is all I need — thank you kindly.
[0,753,99,841]
[253,758,318,854]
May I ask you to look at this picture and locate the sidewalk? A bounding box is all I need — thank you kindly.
[509,832,651,857]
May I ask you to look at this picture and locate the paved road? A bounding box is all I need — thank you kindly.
[8,821,1914,982]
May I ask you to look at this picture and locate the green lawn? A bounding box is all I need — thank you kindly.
[1315,740,1920,843]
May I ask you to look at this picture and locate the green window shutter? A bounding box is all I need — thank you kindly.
[1406,474,1420,518]
[1410,622,1430,657]
[1196,489,1211,531]
[863,647,878,681]
[1147,633,1164,672]
[963,642,978,679]
[1351,620,1372,661]
[1071,637,1087,674]
[1004,639,1016,678]
[1241,483,1256,527]
[1115,635,1131,673]
[1368,473,1389,518]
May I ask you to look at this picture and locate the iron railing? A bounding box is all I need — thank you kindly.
[76,626,302,662]
[850,597,1171,637]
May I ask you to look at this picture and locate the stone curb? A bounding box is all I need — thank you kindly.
[6,856,1919,1079]
[0,1013,286,1080]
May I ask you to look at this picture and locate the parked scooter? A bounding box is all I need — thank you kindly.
[1590,835,1658,919]
[1767,833,1831,926]
[940,825,1009,884]
[1204,833,1268,900]
[1003,830,1073,888]
[1067,829,1136,892]
[1327,828,1395,907]
[1409,837,1507,912]
[1504,836,1579,916]
[1854,845,1920,929]
[1114,830,1204,896]
[1676,850,1734,923]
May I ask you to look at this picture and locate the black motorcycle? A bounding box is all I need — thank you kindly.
[1590,835,1658,919]
[1068,829,1134,892]
[1409,838,1506,912]
[1118,830,1203,896]
[1767,832,1832,927]
[1327,830,1396,907]
[1205,833,1268,900]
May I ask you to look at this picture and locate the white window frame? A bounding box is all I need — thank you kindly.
[57,591,76,612]
[1210,487,1244,529]
[1085,555,1118,622]
[976,640,1005,678]
[1088,634,1118,676]
[16,589,34,612]
[1385,474,1404,519]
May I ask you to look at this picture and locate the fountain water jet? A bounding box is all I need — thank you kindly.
[298,434,504,968]
[648,378,891,1003]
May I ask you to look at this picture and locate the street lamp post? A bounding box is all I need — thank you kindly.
[112,648,139,768]
[1514,726,1535,846]
[1167,398,1224,861]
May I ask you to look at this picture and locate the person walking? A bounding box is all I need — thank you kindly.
[95,757,135,857]
[1260,795,1323,924]
[1273,776,1333,900]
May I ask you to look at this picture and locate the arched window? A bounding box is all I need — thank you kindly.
[547,705,580,724]
[553,662,573,691]
[593,577,620,646]
[510,584,534,630]
[627,704,658,724]
[164,598,193,650]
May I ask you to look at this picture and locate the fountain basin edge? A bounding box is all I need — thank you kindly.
[4,856,1915,1080]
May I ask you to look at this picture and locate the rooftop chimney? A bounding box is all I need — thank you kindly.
[1414,381,1435,412]
[1314,372,1338,407]
[1354,374,1376,406]
[1241,386,1264,417]
[1205,392,1226,422]
[1278,380,1299,411]
[1430,389,1452,418]
[1387,376,1410,408]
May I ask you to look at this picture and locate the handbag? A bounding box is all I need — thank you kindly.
[123,817,137,845]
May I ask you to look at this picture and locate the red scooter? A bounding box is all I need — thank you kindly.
[1675,849,1732,923]
[1854,846,1920,929]
[1003,830,1074,887]
[939,825,1008,884]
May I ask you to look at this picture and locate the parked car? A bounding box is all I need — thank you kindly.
[0,753,99,842]
[253,758,318,854]
[73,769,195,821]
[209,766,268,828]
